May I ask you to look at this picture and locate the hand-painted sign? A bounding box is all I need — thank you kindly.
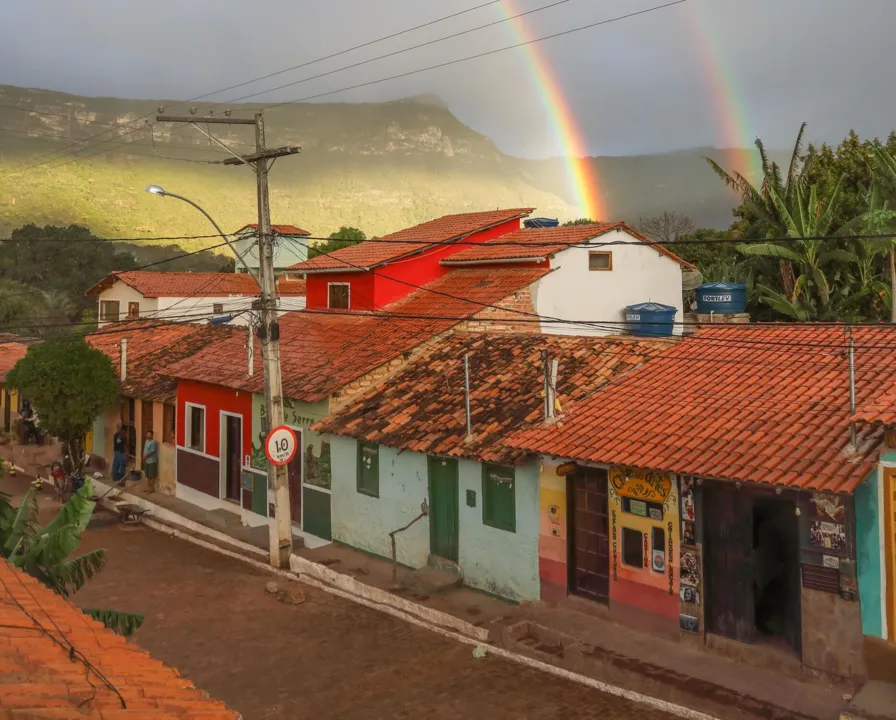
[265,425,297,466]
[609,466,671,503]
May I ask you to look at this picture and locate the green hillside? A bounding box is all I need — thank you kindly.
[0,84,762,249]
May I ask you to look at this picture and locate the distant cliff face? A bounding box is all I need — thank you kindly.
[0,85,753,245]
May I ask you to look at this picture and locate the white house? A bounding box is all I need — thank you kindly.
[440,222,694,336]
[86,271,307,328]
[231,224,311,274]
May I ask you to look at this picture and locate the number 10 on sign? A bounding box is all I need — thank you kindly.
[265,425,297,466]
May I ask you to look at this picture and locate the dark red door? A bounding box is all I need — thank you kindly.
[568,468,610,604]
[287,431,302,525]
[225,416,242,501]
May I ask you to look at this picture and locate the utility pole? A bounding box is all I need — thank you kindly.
[156,113,299,568]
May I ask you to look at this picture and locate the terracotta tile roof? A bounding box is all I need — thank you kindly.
[169,268,548,402]
[0,335,38,383]
[289,208,534,272]
[88,321,240,402]
[235,223,311,236]
[510,325,896,493]
[855,380,896,427]
[441,222,696,269]
[275,278,307,296]
[0,559,239,718]
[315,332,666,466]
[86,272,305,298]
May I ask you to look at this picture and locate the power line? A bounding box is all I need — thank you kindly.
[0,1,509,175]
[219,0,572,107]
[263,1,688,111]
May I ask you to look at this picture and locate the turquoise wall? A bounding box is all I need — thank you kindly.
[328,435,541,601]
[883,449,896,463]
[856,467,883,638]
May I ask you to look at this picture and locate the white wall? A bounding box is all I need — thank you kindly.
[534,228,685,337]
[96,282,305,328]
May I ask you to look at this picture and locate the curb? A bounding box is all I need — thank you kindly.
[85,479,720,720]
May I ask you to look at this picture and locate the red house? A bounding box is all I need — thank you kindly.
[290,208,534,311]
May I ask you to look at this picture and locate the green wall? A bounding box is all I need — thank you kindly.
[328,434,540,601]
[856,468,883,638]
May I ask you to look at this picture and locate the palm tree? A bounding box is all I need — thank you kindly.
[868,144,896,321]
[0,480,144,636]
[737,177,867,320]
[705,123,813,296]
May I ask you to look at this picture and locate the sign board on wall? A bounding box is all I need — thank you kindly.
[609,466,672,503]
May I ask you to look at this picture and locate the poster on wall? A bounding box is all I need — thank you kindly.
[680,549,700,588]
[809,520,846,552]
[682,521,696,547]
[681,489,695,522]
[810,493,846,523]
[680,586,699,605]
[679,614,699,633]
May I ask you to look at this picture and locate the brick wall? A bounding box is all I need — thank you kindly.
[456,287,538,334]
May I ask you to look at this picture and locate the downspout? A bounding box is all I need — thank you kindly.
[120,338,128,383]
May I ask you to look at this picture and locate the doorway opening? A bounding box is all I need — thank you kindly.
[223,415,242,502]
[752,497,801,652]
[287,428,302,527]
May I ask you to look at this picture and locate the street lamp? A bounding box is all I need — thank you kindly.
[145,185,259,284]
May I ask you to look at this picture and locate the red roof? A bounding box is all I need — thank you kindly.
[315,332,666,466]
[0,558,239,718]
[289,208,534,273]
[441,222,695,269]
[0,335,38,383]
[88,321,240,402]
[235,223,311,236]
[510,325,896,493]
[855,380,896,427]
[85,271,306,298]
[169,267,548,402]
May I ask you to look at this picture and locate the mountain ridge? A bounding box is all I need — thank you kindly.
[0,85,763,247]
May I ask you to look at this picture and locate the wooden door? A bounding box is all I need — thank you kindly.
[287,434,302,525]
[224,416,242,501]
[704,484,755,643]
[3,390,10,433]
[568,468,610,604]
[428,456,459,562]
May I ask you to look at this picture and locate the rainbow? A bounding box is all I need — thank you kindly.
[688,3,762,180]
[499,0,606,221]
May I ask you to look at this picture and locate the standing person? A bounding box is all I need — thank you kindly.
[112,425,127,485]
[142,430,158,493]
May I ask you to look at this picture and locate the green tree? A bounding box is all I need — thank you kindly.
[308,226,366,259]
[6,338,118,478]
[0,481,144,635]
[0,225,137,320]
[563,218,597,226]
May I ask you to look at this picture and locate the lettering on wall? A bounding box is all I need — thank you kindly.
[668,520,674,594]
[610,466,672,503]
[611,509,618,581]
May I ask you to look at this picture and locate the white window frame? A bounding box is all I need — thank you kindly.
[185,402,206,454]
[327,282,351,310]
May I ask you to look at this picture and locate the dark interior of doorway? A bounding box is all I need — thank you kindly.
[225,416,241,501]
[752,496,801,653]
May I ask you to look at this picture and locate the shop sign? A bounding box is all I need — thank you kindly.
[610,466,671,503]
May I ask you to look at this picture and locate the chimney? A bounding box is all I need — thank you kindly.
[120,338,128,383]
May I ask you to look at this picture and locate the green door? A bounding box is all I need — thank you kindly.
[428,456,459,562]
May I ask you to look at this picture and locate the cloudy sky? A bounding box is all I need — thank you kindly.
[2,0,894,158]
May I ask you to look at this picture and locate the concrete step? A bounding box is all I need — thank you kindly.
[842,682,896,720]
[402,566,463,596]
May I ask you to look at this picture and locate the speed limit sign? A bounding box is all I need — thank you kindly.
[265,425,297,466]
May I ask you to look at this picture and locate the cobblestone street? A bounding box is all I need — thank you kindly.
[70,510,682,720]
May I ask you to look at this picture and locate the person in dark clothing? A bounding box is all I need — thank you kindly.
[112,425,127,484]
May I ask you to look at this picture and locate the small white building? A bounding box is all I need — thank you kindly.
[231,224,311,274]
[440,222,693,337]
[86,271,306,328]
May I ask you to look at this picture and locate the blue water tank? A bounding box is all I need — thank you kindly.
[524,217,560,228]
[625,302,677,337]
[695,282,747,314]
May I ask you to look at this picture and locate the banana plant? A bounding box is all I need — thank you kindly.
[736,176,864,319]
[0,480,144,636]
[869,144,896,320]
